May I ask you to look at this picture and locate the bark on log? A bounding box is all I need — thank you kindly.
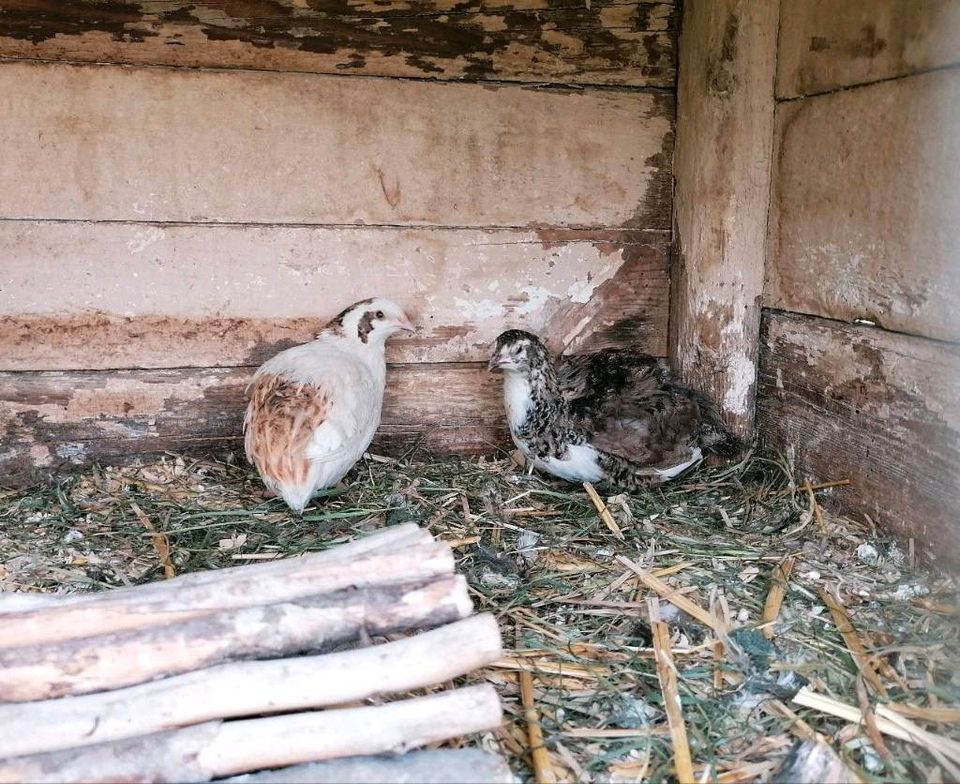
[0,592,64,611]
[0,523,429,610]
[221,749,517,784]
[0,575,472,702]
[0,614,501,757]
[0,685,503,784]
[0,541,454,649]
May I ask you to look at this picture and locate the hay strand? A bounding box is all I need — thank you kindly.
[648,596,695,784]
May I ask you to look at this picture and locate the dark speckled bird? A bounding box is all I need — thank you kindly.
[488,330,740,491]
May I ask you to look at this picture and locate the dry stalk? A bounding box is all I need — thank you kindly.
[647,596,695,784]
[519,670,556,784]
[793,687,960,775]
[582,483,623,540]
[761,556,796,639]
[617,556,716,630]
[130,502,175,579]
[817,587,888,696]
[888,704,960,724]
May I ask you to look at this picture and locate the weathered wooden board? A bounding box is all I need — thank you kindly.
[0,363,509,486]
[767,69,960,344]
[756,311,960,565]
[0,61,673,227]
[777,0,960,98]
[0,1,677,88]
[0,222,670,370]
[669,0,778,437]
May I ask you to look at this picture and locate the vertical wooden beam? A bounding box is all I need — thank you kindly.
[670,0,779,437]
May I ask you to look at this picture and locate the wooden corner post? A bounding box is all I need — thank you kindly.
[670,0,779,438]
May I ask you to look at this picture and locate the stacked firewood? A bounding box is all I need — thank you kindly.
[0,524,512,784]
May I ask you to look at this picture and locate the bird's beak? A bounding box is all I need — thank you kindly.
[397,317,416,333]
[488,355,504,371]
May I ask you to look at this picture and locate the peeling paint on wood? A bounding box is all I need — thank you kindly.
[757,311,960,565]
[0,223,670,370]
[0,1,677,87]
[0,61,673,227]
[777,0,960,98]
[0,363,508,487]
[766,69,960,344]
[670,0,778,437]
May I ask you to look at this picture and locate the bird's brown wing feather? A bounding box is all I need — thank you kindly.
[559,350,737,466]
[244,373,331,489]
[588,394,702,469]
[558,352,699,467]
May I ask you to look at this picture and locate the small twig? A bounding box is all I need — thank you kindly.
[130,502,175,579]
[582,483,623,540]
[761,556,796,640]
[648,597,695,784]
[617,555,717,631]
[519,670,556,784]
[817,587,888,697]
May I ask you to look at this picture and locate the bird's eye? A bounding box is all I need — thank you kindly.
[375,310,384,319]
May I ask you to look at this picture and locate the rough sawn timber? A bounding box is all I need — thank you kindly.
[0,0,677,88]
[0,223,671,370]
[0,363,509,487]
[766,69,960,344]
[670,0,779,437]
[0,61,674,228]
[756,311,960,566]
[776,0,960,98]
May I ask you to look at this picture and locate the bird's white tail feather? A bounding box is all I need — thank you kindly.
[654,447,704,480]
[277,484,314,514]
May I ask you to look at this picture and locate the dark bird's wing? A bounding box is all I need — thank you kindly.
[558,349,737,468]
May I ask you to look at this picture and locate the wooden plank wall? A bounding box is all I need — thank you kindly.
[758,0,960,563]
[0,1,678,484]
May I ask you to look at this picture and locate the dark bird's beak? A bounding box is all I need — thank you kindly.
[488,355,504,371]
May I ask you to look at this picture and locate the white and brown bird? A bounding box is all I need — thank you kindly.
[488,330,740,491]
[244,298,415,512]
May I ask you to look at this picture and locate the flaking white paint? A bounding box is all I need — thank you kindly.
[723,354,756,417]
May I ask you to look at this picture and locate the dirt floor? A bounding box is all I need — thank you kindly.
[2,449,958,783]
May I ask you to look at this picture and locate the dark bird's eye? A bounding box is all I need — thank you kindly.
[375,310,384,319]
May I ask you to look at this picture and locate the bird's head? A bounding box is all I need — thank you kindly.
[488,329,552,374]
[325,297,416,346]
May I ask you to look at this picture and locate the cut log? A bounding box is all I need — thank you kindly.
[1,523,430,610]
[0,685,504,784]
[0,575,472,702]
[0,592,65,611]
[0,614,501,757]
[221,749,517,784]
[0,541,454,649]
